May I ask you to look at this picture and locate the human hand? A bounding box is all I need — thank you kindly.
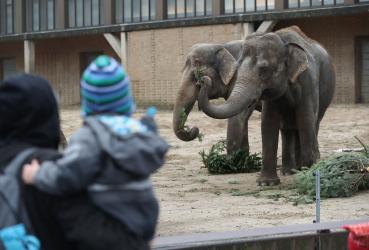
[22,159,40,185]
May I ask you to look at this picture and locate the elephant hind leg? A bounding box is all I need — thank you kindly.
[281,129,297,175]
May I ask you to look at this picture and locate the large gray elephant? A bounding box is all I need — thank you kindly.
[198,26,335,185]
[172,40,261,154]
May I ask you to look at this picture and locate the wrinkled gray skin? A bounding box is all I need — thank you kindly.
[173,40,261,154]
[198,26,335,185]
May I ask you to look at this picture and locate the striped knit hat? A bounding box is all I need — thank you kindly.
[81,55,135,116]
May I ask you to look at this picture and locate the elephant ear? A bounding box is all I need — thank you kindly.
[216,48,238,86]
[277,27,310,83]
[287,43,309,83]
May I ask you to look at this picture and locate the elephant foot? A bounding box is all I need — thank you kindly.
[256,173,280,186]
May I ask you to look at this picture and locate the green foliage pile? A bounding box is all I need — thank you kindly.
[295,152,369,199]
[199,140,262,174]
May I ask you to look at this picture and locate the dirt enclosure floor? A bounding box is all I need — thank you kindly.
[61,105,369,237]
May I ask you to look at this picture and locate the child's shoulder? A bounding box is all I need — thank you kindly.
[95,115,149,136]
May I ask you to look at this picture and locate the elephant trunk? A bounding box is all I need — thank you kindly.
[172,81,199,141]
[198,76,257,119]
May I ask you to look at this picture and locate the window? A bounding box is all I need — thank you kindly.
[80,52,103,77]
[288,0,343,8]
[0,0,14,34]
[115,0,156,23]
[68,0,101,28]
[167,0,212,19]
[0,58,17,80]
[224,0,274,13]
[26,0,55,31]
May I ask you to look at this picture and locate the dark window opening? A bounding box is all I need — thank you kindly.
[0,57,17,80]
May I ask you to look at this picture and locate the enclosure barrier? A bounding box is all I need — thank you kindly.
[153,219,369,250]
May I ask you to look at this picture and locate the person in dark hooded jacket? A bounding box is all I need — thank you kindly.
[0,74,73,250]
[23,56,169,249]
[1,73,160,250]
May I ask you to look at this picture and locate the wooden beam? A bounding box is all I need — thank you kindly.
[242,23,254,39]
[24,40,35,73]
[121,32,128,69]
[104,33,121,59]
[256,20,278,33]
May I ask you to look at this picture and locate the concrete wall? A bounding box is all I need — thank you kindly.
[0,13,367,106]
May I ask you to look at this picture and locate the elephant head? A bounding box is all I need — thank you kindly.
[198,27,309,119]
[173,41,242,141]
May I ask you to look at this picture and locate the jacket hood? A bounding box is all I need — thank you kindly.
[0,74,60,149]
[85,116,169,178]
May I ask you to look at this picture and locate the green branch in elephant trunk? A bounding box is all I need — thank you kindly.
[198,76,257,119]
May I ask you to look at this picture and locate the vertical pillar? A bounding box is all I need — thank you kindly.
[155,0,167,20]
[55,0,66,29]
[275,0,288,10]
[103,0,114,25]
[212,0,223,15]
[121,32,128,69]
[242,22,254,39]
[24,40,35,73]
[14,0,25,34]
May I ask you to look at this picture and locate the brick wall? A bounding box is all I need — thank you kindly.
[0,35,117,106]
[276,13,369,103]
[127,23,244,107]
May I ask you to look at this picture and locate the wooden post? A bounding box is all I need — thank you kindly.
[104,33,122,59]
[155,0,167,20]
[121,32,128,69]
[212,0,223,15]
[256,20,277,33]
[55,0,66,29]
[102,0,114,25]
[242,23,254,39]
[24,40,35,73]
[14,0,25,34]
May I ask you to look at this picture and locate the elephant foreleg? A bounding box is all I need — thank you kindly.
[257,103,281,186]
[226,110,251,154]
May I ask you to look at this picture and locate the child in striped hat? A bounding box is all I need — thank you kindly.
[22,55,169,250]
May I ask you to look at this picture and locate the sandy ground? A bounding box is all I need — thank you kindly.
[60,104,369,237]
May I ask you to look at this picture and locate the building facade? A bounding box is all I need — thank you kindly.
[0,0,368,106]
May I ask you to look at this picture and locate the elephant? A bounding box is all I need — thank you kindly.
[172,40,261,154]
[198,26,335,186]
